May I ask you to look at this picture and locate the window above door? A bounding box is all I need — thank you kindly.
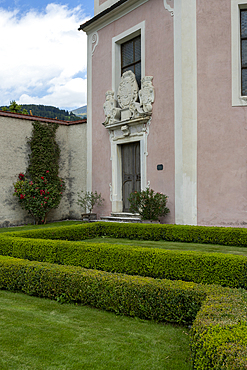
[112,21,145,95]
[121,35,141,88]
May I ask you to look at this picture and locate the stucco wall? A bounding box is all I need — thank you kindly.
[197,0,247,226]
[90,0,175,222]
[0,116,87,227]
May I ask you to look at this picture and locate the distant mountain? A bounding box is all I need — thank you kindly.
[0,104,83,122]
[71,105,87,118]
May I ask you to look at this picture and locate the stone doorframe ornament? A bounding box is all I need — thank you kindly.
[102,70,154,212]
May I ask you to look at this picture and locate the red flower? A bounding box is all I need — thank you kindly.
[18,173,25,180]
[41,176,44,180]
[20,194,25,199]
[46,170,49,173]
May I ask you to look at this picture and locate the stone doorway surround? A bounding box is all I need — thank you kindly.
[103,70,154,213]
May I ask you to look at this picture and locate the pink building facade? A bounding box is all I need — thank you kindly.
[80,0,247,226]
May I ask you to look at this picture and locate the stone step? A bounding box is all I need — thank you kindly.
[100,214,141,223]
[111,212,140,218]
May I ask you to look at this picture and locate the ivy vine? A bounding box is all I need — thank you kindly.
[13,121,65,224]
[27,121,60,180]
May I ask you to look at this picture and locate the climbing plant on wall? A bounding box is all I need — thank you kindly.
[13,121,65,224]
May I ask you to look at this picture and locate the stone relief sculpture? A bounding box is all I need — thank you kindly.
[117,70,139,109]
[103,90,121,125]
[103,70,154,128]
[139,76,155,113]
[91,31,99,56]
[163,0,174,16]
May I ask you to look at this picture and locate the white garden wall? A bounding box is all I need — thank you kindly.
[0,112,87,227]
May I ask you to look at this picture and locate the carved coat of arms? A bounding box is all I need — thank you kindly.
[117,70,139,109]
[103,71,154,126]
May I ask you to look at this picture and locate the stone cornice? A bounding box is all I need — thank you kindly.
[102,115,151,130]
[79,0,149,34]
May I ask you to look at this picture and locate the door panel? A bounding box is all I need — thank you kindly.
[122,142,140,212]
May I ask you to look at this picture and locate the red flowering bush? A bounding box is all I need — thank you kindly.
[128,188,169,221]
[13,121,65,224]
[14,172,65,224]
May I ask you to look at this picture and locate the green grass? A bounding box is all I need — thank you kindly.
[0,221,82,234]
[81,237,247,256]
[0,290,192,370]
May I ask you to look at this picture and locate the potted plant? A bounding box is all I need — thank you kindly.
[77,191,105,221]
[128,188,169,222]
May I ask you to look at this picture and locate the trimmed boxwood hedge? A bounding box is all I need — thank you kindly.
[0,235,246,288]
[0,255,205,325]
[0,255,246,368]
[4,221,247,247]
[191,286,247,369]
[2,222,247,367]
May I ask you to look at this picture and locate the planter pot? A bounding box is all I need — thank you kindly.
[81,213,97,221]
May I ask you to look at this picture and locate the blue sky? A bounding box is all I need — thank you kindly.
[0,0,94,110]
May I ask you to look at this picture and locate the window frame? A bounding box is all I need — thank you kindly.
[231,0,247,105]
[112,21,145,96]
[240,9,247,95]
[121,35,141,87]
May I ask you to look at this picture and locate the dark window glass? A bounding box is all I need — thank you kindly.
[121,35,141,87]
[242,69,247,96]
[241,10,247,95]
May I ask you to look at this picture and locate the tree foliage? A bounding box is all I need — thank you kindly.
[1,102,81,121]
[1,100,28,114]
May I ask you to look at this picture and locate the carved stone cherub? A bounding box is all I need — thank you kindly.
[139,76,155,113]
[103,90,120,125]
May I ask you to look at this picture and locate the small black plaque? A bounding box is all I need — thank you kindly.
[157,164,163,171]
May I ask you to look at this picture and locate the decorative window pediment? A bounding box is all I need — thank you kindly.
[103,70,154,129]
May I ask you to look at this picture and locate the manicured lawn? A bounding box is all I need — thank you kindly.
[0,290,192,370]
[0,221,82,234]
[82,237,247,256]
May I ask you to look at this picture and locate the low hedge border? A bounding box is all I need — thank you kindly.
[0,255,246,368]
[0,255,205,325]
[4,222,247,247]
[0,235,246,289]
[191,286,247,369]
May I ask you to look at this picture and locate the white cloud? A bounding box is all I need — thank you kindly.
[0,4,88,109]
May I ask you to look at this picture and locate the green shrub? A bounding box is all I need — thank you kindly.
[13,121,65,224]
[0,256,205,325]
[128,188,169,220]
[0,255,246,368]
[190,286,247,369]
[5,222,247,247]
[2,222,247,367]
[3,222,99,241]
[0,236,246,288]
